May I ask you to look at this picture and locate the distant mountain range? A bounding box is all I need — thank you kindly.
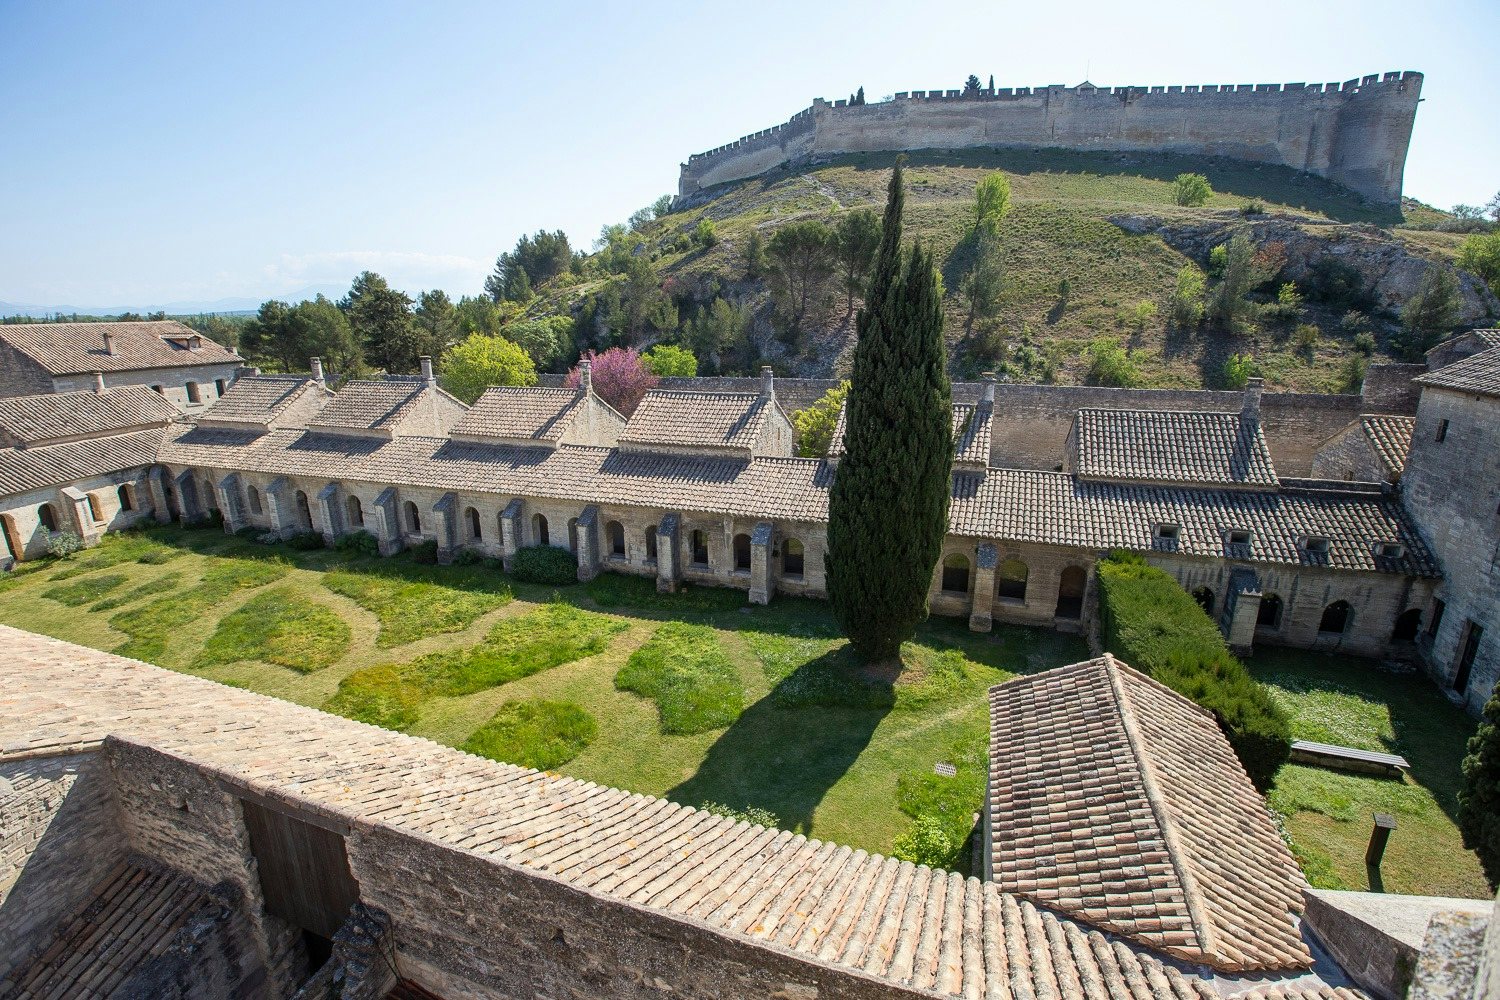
[0,284,347,319]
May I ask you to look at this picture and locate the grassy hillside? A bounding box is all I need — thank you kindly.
[535,148,1490,391]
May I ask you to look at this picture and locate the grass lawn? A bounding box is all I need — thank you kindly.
[1249,648,1490,899]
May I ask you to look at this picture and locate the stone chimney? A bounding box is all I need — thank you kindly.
[92,371,106,394]
[102,331,117,356]
[419,356,435,387]
[980,371,997,409]
[760,365,775,399]
[579,358,593,393]
[1241,377,1264,422]
[309,357,325,387]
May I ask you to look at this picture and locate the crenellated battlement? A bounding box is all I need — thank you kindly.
[678,71,1423,204]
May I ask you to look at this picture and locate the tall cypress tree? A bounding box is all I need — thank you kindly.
[827,161,953,666]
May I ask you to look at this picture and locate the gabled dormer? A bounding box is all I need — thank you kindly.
[450,361,625,449]
[618,366,792,460]
[195,363,334,436]
[306,356,467,441]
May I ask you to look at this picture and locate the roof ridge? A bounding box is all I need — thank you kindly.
[1102,653,1220,963]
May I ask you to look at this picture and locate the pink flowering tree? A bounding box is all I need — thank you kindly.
[565,347,659,416]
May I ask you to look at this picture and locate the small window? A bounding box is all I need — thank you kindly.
[465,506,481,542]
[186,381,202,404]
[782,537,804,578]
[733,532,752,572]
[644,526,658,563]
[246,485,263,516]
[1318,600,1352,635]
[1427,598,1446,638]
[116,484,134,512]
[215,378,227,395]
[1257,593,1283,629]
[1435,419,1449,443]
[941,553,970,594]
[1303,536,1330,554]
[348,496,366,528]
[1376,541,1404,559]
[607,520,625,558]
[86,494,103,523]
[691,530,709,566]
[1154,523,1180,541]
[405,501,422,534]
[1227,529,1252,546]
[151,384,164,395]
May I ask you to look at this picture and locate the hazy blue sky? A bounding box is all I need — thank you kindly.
[1,0,1495,307]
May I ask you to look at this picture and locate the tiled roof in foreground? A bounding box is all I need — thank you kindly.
[451,385,589,443]
[0,627,1352,1000]
[0,428,165,495]
[1413,347,1500,399]
[197,374,327,428]
[1073,409,1278,488]
[988,656,1311,973]
[619,389,779,452]
[0,320,241,374]
[1358,415,1415,476]
[0,386,177,446]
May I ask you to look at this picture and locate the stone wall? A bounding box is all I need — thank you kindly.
[49,362,242,414]
[679,73,1424,204]
[0,466,159,563]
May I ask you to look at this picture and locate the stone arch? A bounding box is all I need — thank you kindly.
[1,512,22,561]
[644,525,658,562]
[941,553,970,594]
[199,478,218,514]
[117,483,135,512]
[567,517,579,554]
[733,532,752,571]
[465,506,482,543]
[606,520,625,558]
[1318,600,1352,635]
[346,495,365,529]
[1055,566,1086,620]
[295,491,314,532]
[533,512,549,547]
[403,500,421,535]
[246,484,263,516]
[690,529,709,566]
[37,502,58,533]
[997,558,1027,601]
[1257,592,1283,629]
[1392,607,1422,642]
[1192,586,1215,616]
[782,537,804,578]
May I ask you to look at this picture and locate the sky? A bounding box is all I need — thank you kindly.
[1,0,1495,309]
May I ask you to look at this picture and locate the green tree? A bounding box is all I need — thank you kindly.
[240,300,301,372]
[503,315,573,371]
[485,230,572,301]
[613,257,677,342]
[827,162,953,667]
[295,295,362,376]
[1221,353,1260,389]
[1084,337,1141,387]
[1173,172,1213,207]
[962,74,983,98]
[791,381,849,457]
[692,218,718,248]
[454,295,513,338]
[642,344,698,377]
[1207,233,1264,334]
[1397,265,1462,359]
[1459,231,1500,296]
[439,334,537,404]
[974,173,1011,230]
[833,209,882,314]
[681,298,752,373]
[343,271,423,373]
[744,230,768,279]
[767,220,836,335]
[1170,265,1206,328]
[960,223,1005,333]
[415,289,458,358]
[651,194,674,219]
[1459,678,1500,889]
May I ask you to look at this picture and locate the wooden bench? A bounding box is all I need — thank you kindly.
[1290,739,1409,777]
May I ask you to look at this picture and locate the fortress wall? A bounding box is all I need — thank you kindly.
[678,72,1422,204]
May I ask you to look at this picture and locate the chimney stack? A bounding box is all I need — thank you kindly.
[92,371,106,394]
[1241,377,1264,422]
[309,357,325,386]
[102,331,116,356]
[980,371,997,409]
[579,358,593,392]
[760,365,775,399]
[419,355,435,387]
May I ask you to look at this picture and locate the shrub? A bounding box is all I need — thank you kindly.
[1293,323,1320,357]
[791,381,849,457]
[1339,310,1372,336]
[285,531,326,551]
[892,815,954,867]
[1308,257,1375,311]
[511,545,577,585]
[334,530,380,556]
[461,699,598,771]
[1207,244,1228,279]
[1096,552,1291,789]
[1172,172,1213,207]
[1340,353,1369,393]
[699,801,780,828]
[1458,678,1500,889]
[43,529,83,559]
[1353,331,1377,356]
[641,344,698,378]
[1084,337,1141,388]
[616,622,745,734]
[692,218,718,248]
[1170,266,1206,328]
[1117,300,1156,332]
[1459,231,1500,296]
[451,548,485,566]
[1241,200,1266,216]
[408,540,440,564]
[1221,353,1260,389]
[1263,282,1303,325]
[1397,266,1462,359]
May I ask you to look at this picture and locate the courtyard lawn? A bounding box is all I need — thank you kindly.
[1249,648,1490,899]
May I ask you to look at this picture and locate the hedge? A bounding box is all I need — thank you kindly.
[1096,551,1290,789]
[512,545,578,585]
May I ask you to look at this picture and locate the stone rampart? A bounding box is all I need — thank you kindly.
[678,72,1423,204]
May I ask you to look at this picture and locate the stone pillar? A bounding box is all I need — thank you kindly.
[499,498,523,572]
[970,543,998,632]
[656,513,680,593]
[314,483,342,547]
[371,487,404,556]
[59,487,104,547]
[264,477,295,539]
[214,473,246,534]
[171,470,200,523]
[748,522,774,605]
[1224,571,1263,655]
[432,492,458,563]
[575,505,601,582]
[147,467,172,524]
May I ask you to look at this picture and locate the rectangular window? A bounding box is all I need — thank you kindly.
[1303,536,1330,554]
[1227,529,1251,546]
[1455,621,1483,694]
[1435,418,1449,442]
[1154,524,1179,540]
[1428,598,1446,638]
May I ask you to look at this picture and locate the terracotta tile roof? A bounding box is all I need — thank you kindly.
[948,469,1436,575]
[1073,409,1278,488]
[988,656,1311,973]
[1413,347,1500,399]
[0,386,176,446]
[0,321,241,374]
[0,428,165,495]
[0,626,1248,1000]
[197,375,328,429]
[953,403,992,467]
[1358,415,1414,476]
[451,386,590,443]
[307,379,465,435]
[828,400,849,458]
[619,389,781,453]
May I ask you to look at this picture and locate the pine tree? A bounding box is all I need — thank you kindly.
[988,74,995,92]
[1459,678,1500,889]
[827,162,953,667]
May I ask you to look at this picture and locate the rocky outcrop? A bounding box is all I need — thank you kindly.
[1111,213,1500,325]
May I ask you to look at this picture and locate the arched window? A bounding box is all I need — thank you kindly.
[214,378,227,396]
[997,559,1028,601]
[465,506,481,543]
[567,517,579,554]
[690,530,709,566]
[782,537,804,578]
[1392,608,1422,642]
[1056,566,1087,619]
[533,512,549,546]
[117,484,135,512]
[186,381,202,404]
[1319,600,1352,635]
[86,494,103,523]
[200,479,217,513]
[733,532,752,571]
[246,485,262,516]
[295,491,314,531]
[941,553,970,594]
[1257,593,1283,629]
[347,495,365,528]
[1192,586,1215,615]
[404,500,421,534]
[644,525,658,563]
[37,503,57,532]
[607,520,625,558]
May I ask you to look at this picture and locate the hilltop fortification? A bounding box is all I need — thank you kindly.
[679,71,1423,204]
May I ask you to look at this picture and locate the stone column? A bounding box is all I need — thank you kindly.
[214,473,245,534]
[147,467,172,524]
[1225,571,1263,655]
[970,543,998,632]
[748,522,774,605]
[314,483,342,547]
[264,477,295,539]
[371,488,404,556]
[171,470,200,523]
[499,498,523,572]
[575,505,601,581]
[656,513,680,593]
[432,492,458,563]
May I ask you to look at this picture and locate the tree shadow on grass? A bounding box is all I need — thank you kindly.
[667,650,892,835]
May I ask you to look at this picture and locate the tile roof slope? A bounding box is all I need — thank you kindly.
[619,389,775,450]
[953,403,992,466]
[0,386,176,445]
[0,320,241,374]
[1073,409,1278,487]
[828,399,848,457]
[198,375,323,426]
[308,379,436,432]
[1359,415,1415,476]
[0,428,166,495]
[1413,347,1500,399]
[0,626,1339,1000]
[451,385,587,442]
[987,656,1310,973]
